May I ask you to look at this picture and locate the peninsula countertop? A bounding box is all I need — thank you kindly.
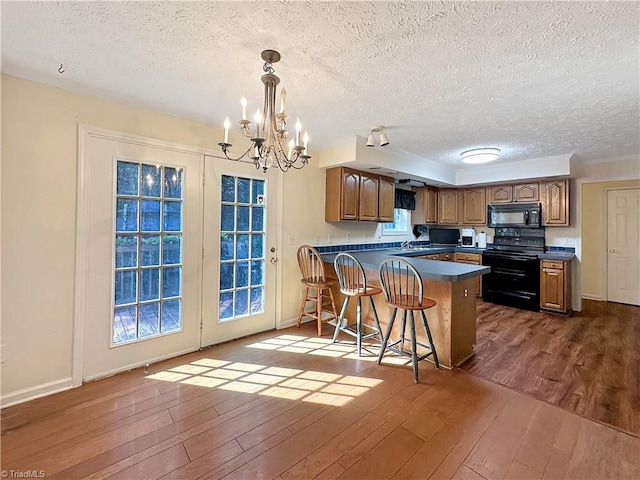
[320,249,490,283]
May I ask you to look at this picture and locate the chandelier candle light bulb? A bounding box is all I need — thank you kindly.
[295,119,302,146]
[280,88,286,113]
[303,132,309,154]
[241,97,247,121]
[254,109,263,138]
[223,117,230,144]
[288,139,294,160]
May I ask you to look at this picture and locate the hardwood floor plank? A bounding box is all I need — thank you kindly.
[287,405,337,435]
[158,440,243,480]
[281,383,421,480]
[392,422,464,480]
[504,460,541,480]
[463,392,539,479]
[617,432,640,480]
[105,443,190,480]
[213,403,367,480]
[195,429,292,480]
[183,398,299,460]
[451,465,487,480]
[314,462,346,480]
[236,401,323,451]
[338,426,423,480]
[52,400,260,479]
[514,402,565,474]
[565,418,619,480]
[336,388,440,471]
[9,411,174,476]
[540,411,581,480]
[427,390,509,480]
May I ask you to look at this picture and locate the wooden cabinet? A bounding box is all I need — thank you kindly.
[359,172,379,221]
[540,259,572,314]
[513,183,539,202]
[454,252,482,297]
[412,186,438,224]
[325,167,395,222]
[377,175,395,222]
[417,252,453,261]
[438,189,461,225]
[487,185,513,204]
[418,254,441,260]
[462,188,487,225]
[542,179,569,226]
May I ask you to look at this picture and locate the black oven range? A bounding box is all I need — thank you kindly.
[482,227,545,311]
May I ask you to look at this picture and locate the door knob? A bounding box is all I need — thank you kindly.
[270,257,278,264]
[609,249,615,253]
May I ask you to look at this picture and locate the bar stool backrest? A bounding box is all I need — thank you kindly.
[334,253,368,295]
[378,256,425,308]
[297,245,326,283]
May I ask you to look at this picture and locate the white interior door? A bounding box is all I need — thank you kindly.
[607,188,640,306]
[81,134,203,381]
[201,159,279,347]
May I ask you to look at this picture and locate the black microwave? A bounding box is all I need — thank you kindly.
[487,203,542,228]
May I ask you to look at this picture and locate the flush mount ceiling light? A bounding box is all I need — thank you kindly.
[366,125,389,147]
[460,148,501,164]
[219,49,310,173]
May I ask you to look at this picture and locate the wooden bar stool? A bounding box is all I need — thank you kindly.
[377,256,440,382]
[332,253,383,356]
[296,245,339,336]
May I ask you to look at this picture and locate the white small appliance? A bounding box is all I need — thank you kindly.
[461,228,476,248]
[477,231,487,249]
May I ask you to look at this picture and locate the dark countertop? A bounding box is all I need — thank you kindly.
[538,252,576,261]
[320,249,490,283]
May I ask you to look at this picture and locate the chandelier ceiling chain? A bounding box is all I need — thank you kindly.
[218,50,310,173]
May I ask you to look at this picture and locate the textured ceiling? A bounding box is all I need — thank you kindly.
[2,1,639,169]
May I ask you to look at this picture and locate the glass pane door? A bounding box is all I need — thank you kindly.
[201,160,278,347]
[219,175,266,321]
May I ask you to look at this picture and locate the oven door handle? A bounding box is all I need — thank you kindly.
[485,255,538,262]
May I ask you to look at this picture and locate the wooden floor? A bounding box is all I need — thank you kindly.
[461,299,640,437]
[2,321,640,480]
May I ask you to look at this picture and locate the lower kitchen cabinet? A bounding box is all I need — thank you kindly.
[454,252,482,297]
[540,259,572,314]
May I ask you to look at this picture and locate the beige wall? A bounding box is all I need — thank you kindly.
[581,179,640,300]
[0,75,410,400]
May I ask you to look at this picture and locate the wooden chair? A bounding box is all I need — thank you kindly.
[296,245,339,336]
[377,256,440,382]
[332,253,383,356]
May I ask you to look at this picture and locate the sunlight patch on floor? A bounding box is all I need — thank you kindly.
[145,335,388,406]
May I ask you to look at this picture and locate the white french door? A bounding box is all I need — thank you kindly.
[607,188,640,306]
[79,130,203,381]
[200,158,279,347]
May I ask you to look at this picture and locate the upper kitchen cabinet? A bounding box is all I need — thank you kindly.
[513,183,540,202]
[325,167,360,221]
[412,185,438,224]
[438,189,461,225]
[325,167,395,222]
[358,172,379,221]
[487,185,513,204]
[377,175,395,223]
[542,179,569,226]
[462,188,487,225]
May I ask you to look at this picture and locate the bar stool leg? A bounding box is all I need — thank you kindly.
[400,309,408,353]
[378,307,397,365]
[333,296,349,343]
[421,310,440,368]
[369,296,383,340]
[316,288,323,336]
[356,296,363,356]
[409,311,419,383]
[327,288,339,325]
[297,286,309,327]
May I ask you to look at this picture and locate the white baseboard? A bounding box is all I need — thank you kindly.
[581,294,604,301]
[1,377,73,409]
[84,347,199,383]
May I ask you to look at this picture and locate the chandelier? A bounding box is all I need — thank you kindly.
[219,50,310,173]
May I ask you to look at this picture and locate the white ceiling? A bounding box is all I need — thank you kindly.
[2,1,639,170]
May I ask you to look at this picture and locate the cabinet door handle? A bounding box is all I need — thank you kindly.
[609,249,615,253]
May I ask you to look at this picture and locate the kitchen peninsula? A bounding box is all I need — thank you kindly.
[321,249,489,368]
